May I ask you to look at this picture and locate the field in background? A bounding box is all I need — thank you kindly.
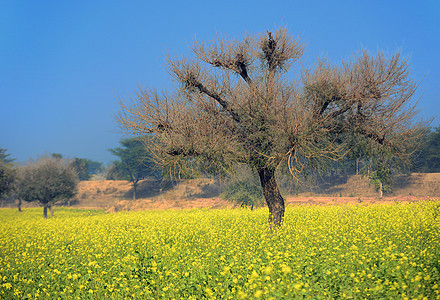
[74,173,440,211]
[3,173,439,212]
[1,201,439,299]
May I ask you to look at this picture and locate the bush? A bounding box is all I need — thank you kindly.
[221,168,264,208]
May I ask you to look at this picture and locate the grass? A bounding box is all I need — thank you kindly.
[0,200,439,299]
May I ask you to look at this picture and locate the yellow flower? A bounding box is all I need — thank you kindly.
[238,291,248,299]
[204,288,213,297]
[293,282,303,290]
[281,265,292,275]
[264,266,273,275]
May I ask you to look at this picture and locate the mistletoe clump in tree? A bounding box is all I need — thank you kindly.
[119,28,424,228]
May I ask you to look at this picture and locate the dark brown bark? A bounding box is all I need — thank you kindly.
[43,205,48,219]
[258,167,285,229]
[132,182,137,200]
[17,199,22,212]
[49,205,54,217]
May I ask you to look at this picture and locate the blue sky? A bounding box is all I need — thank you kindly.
[1,1,439,164]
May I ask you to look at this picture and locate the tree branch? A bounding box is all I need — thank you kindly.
[192,36,253,85]
[168,56,243,123]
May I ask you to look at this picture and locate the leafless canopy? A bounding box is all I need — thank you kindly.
[118,27,424,226]
[120,28,421,175]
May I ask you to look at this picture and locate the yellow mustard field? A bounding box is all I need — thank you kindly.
[0,201,439,299]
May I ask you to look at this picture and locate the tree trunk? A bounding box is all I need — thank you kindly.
[49,205,54,217]
[43,205,48,219]
[258,167,285,229]
[356,159,359,175]
[17,199,22,212]
[379,181,383,198]
[132,182,137,200]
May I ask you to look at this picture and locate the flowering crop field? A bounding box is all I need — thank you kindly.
[1,201,439,299]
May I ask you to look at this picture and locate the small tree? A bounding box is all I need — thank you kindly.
[119,28,425,228]
[16,156,78,218]
[221,166,265,208]
[412,126,440,173]
[369,166,392,198]
[109,137,160,200]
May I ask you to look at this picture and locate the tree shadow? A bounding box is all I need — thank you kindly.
[310,174,350,195]
[124,178,223,200]
[124,180,179,199]
[393,173,424,189]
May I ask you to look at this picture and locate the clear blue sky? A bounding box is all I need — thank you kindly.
[1,0,439,164]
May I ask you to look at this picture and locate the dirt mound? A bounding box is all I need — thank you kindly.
[72,178,224,211]
[393,173,440,197]
[71,180,132,209]
[285,195,430,206]
[301,173,440,198]
[68,173,440,211]
[106,197,233,213]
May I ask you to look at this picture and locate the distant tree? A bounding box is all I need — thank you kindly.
[105,163,124,180]
[369,165,392,198]
[412,126,440,173]
[332,132,406,196]
[70,158,90,180]
[0,148,15,164]
[51,153,63,159]
[118,28,425,228]
[70,158,103,180]
[109,137,161,200]
[16,155,78,218]
[0,148,16,203]
[0,162,16,198]
[87,160,104,175]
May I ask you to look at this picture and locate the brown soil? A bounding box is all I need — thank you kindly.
[73,178,231,212]
[5,173,437,211]
[284,195,430,206]
[106,197,234,213]
[66,173,440,212]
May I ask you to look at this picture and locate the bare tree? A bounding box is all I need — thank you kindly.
[119,28,425,228]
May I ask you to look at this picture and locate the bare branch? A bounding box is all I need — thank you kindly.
[117,27,426,227]
[192,33,254,84]
[166,56,243,123]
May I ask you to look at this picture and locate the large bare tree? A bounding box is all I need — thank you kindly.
[119,28,424,228]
